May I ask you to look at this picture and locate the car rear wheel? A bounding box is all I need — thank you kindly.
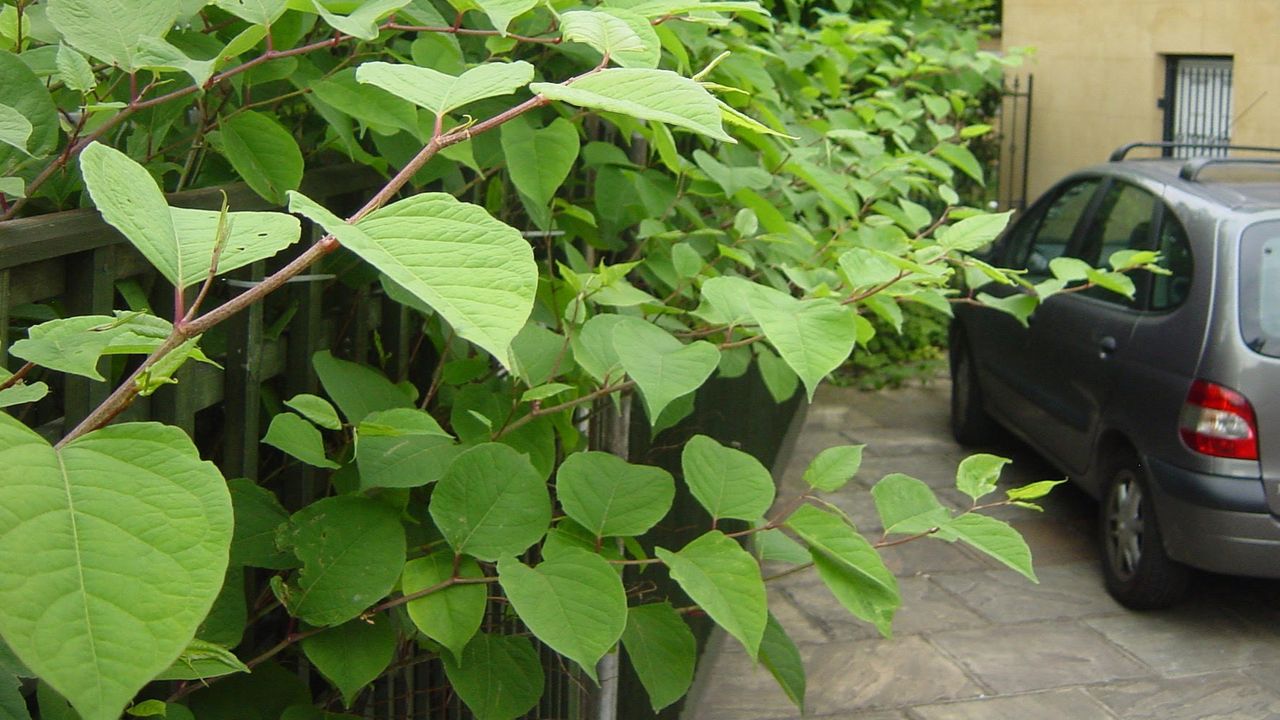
[1099,451,1190,609]
[950,334,999,446]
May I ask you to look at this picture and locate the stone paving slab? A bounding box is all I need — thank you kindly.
[910,688,1118,720]
[1086,672,1280,719]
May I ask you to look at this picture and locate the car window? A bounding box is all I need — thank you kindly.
[1238,220,1279,357]
[1150,212,1193,311]
[1077,182,1158,267]
[1010,179,1101,275]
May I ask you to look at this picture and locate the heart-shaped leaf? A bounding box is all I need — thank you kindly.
[313,0,408,40]
[301,616,396,708]
[356,61,534,117]
[560,10,659,69]
[212,111,303,205]
[556,451,675,537]
[0,415,232,720]
[655,531,765,658]
[531,69,732,141]
[403,551,487,662]
[46,0,180,70]
[429,443,551,561]
[621,602,696,712]
[443,634,543,720]
[500,116,580,210]
[681,434,775,522]
[611,316,719,420]
[213,0,288,25]
[748,289,859,400]
[473,0,540,34]
[786,505,898,637]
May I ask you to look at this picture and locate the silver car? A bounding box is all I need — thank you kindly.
[951,142,1280,608]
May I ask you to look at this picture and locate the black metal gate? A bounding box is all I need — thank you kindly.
[999,74,1033,210]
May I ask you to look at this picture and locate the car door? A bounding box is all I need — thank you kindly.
[1022,179,1160,474]
[969,177,1105,439]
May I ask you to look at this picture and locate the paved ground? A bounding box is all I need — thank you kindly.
[682,381,1280,720]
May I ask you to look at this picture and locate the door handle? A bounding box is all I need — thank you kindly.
[1098,336,1118,357]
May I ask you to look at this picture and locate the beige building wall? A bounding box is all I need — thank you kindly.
[1002,0,1280,200]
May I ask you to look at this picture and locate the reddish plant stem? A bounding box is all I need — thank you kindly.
[0,362,35,391]
[387,22,561,44]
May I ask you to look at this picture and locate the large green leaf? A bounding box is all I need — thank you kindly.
[213,111,303,205]
[531,69,732,142]
[0,416,232,720]
[262,412,339,469]
[276,496,406,627]
[680,434,774,522]
[291,192,537,365]
[474,0,539,34]
[443,634,543,720]
[570,314,626,384]
[934,142,984,184]
[556,451,674,537]
[79,143,301,289]
[227,479,294,569]
[935,211,1012,252]
[355,61,534,117]
[611,316,719,420]
[134,36,214,85]
[313,0,407,39]
[870,473,951,536]
[0,103,32,156]
[498,548,627,680]
[10,312,173,381]
[500,116,579,211]
[747,289,859,400]
[284,394,341,430]
[559,9,658,69]
[429,443,551,561]
[944,514,1036,581]
[786,505,898,637]
[301,616,396,708]
[0,51,57,169]
[45,0,179,69]
[356,408,460,489]
[403,551,487,662]
[620,602,695,712]
[308,68,421,137]
[312,350,413,424]
[803,445,864,493]
[655,531,765,658]
[759,613,805,712]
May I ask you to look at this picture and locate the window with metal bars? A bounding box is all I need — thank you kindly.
[1161,55,1234,157]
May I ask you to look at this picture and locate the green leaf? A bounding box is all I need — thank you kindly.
[167,206,301,288]
[623,0,767,15]
[403,551,487,662]
[302,616,396,708]
[262,412,339,468]
[313,0,407,40]
[748,289,859,400]
[0,416,232,720]
[0,103,32,156]
[871,473,951,536]
[681,434,774,522]
[956,453,1010,502]
[621,602,696,712]
[656,531,766,658]
[227,481,295,573]
[277,496,407,626]
[443,634,543,720]
[571,314,626,384]
[500,116,579,210]
[11,312,172,381]
[754,527,810,564]
[508,322,573,387]
[45,0,180,70]
[355,61,534,117]
[976,291,1037,326]
[560,10,658,69]
[474,0,539,34]
[312,350,413,424]
[213,0,288,25]
[759,613,805,711]
[293,192,537,366]
[531,69,732,142]
[429,443,551,561]
[521,383,574,402]
[935,211,1012,252]
[1006,479,1066,502]
[308,69,421,137]
[556,451,675,537]
[0,381,48,407]
[803,445,864,492]
[154,638,249,681]
[0,51,57,167]
[213,111,303,205]
[934,142,984,185]
[787,505,898,637]
[498,548,627,680]
[284,394,342,430]
[944,513,1036,581]
[0,672,29,720]
[356,408,460,489]
[693,150,770,196]
[0,176,24,198]
[134,36,214,85]
[611,316,719,420]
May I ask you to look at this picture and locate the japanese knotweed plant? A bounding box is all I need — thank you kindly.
[0,1,1164,719]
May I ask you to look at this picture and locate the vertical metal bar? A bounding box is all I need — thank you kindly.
[1021,75,1033,210]
[222,261,265,479]
[1162,56,1177,151]
[63,246,115,427]
[1004,75,1020,210]
[0,269,9,369]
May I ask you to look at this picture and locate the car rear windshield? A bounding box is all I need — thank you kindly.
[1240,219,1280,358]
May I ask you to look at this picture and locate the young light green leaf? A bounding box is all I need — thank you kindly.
[276,496,406,627]
[498,548,627,681]
[356,408,460,489]
[312,350,413,424]
[943,513,1036,581]
[213,0,288,25]
[621,603,696,712]
[521,382,575,402]
[1006,479,1066,502]
[759,613,805,711]
[262,412,339,469]
[934,142,984,184]
[0,176,24,198]
[475,0,540,35]
[0,416,232,720]
[153,639,249,681]
[302,615,396,708]
[284,394,342,430]
[355,61,534,117]
[213,111,303,205]
[560,10,655,68]
[655,531,766,658]
[871,473,952,536]
[11,312,173,381]
[0,103,32,156]
[531,69,733,142]
[754,527,810,564]
[227,478,295,569]
[45,0,180,70]
[134,36,215,85]
[443,634,543,720]
[803,444,865,492]
[429,443,551,561]
[611,316,720,420]
[787,505,898,637]
[313,0,408,40]
[509,322,574,387]
[956,453,1010,502]
[168,206,301,288]
[571,314,626,384]
[0,381,47,407]
[681,434,774,522]
[403,551,487,662]
[557,451,675,537]
[500,116,580,210]
[748,289,859,400]
[935,211,1012,252]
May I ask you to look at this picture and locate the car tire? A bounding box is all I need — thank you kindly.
[1098,450,1190,610]
[950,334,999,446]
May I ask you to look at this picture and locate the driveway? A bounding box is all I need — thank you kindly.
[682,381,1280,719]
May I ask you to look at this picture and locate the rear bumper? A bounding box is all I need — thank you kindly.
[1146,456,1280,578]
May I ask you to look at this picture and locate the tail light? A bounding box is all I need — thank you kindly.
[1179,379,1259,460]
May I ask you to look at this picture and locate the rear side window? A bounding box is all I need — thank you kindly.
[1240,220,1280,357]
[1150,213,1193,310]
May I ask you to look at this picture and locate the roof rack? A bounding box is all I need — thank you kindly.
[1178,157,1280,181]
[1109,141,1280,162]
